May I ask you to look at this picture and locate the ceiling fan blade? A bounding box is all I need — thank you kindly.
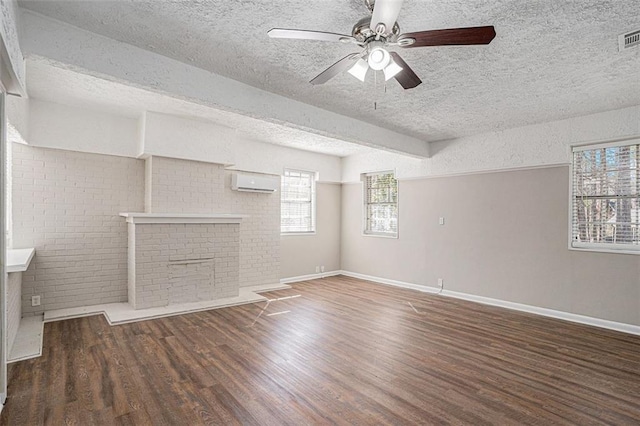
[310,53,361,85]
[398,26,496,47]
[370,0,404,34]
[268,28,356,43]
[389,52,422,89]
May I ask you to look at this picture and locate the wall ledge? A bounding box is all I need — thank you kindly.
[119,212,248,224]
[7,248,35,273]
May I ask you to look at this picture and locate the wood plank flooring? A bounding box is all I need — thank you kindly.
[2,275,640,425]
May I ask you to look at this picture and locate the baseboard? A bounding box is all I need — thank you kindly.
[280,270,341,284]
[339,270,441,294]
[340,270,640,336]
[440,289,640,336]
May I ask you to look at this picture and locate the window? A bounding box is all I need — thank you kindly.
[363,171,398,237]
[281,169,316,234]
[571,140,640,252]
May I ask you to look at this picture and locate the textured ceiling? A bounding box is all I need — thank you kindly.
[20,0,640,143]
[26,59,372,157]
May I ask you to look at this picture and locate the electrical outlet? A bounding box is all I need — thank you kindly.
[31,295,41,307]
[320,266,325,273]
[437,278,443,288]
[439,217,445,225]
[315,266,320,273]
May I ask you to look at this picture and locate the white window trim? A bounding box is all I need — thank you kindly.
[362,170,399,239]
[281,168,317,235]
[281,232,317,237]
[568,137,640,255]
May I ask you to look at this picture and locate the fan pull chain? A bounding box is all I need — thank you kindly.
[374,70,378,110]
[372,71,387,111]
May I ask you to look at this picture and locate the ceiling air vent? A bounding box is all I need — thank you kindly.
[618,29,640,51]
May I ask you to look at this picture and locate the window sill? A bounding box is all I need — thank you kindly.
[362,233,398,239]
[569,245,640,256]
[281,232,317,237]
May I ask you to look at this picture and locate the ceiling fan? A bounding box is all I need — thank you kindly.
[267,0,496,90]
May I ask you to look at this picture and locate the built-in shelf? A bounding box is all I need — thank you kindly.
[7,248,36,273]
[119,212,248,224]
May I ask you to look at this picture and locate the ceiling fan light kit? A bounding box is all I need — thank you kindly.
[348,58,369,82]
[383,59,403,81]
[267,0,496,90]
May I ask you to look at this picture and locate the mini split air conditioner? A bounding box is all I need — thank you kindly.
[231,172,279,193]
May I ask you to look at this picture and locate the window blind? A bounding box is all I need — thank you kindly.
[364,171,398,235]
[281,169,315,233]
[572,142,640,250]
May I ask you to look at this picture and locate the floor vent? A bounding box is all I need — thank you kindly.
[619,29,640,51]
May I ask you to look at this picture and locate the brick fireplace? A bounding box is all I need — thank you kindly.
[121,213,245,310]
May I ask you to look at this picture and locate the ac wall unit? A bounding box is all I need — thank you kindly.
[231,172,279,193]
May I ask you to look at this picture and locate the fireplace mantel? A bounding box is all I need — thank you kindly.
[119,212,247,224]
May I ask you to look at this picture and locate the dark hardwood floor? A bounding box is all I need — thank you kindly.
[2,276,640,425]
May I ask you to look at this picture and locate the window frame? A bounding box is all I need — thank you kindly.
[568,138,640,255]
[280,168,317,236]
[362,170,399,238]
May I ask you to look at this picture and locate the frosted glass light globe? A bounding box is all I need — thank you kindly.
[368,47,390,71]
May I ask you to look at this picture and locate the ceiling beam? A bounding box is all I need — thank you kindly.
[21,11,430,158]
[0,1,27,96]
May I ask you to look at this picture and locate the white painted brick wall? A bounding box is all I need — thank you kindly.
[7,272,22,352]
[132,223,240,309]
[13,145,145,314]
[147,157,280,288]
[12,146,277,314]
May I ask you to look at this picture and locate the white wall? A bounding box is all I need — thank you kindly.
[6,95,27,143]
[424,105,640,177]
[142,112,342,181]
[28,99,140,157]
[342,151,427,182]
[342,105,640,182]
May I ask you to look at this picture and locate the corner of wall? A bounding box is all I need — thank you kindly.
[144,156,152,213]
[137,112,146,158]
[6,96,28,143]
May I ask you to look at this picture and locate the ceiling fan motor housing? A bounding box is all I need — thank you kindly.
[352,17,400,43]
